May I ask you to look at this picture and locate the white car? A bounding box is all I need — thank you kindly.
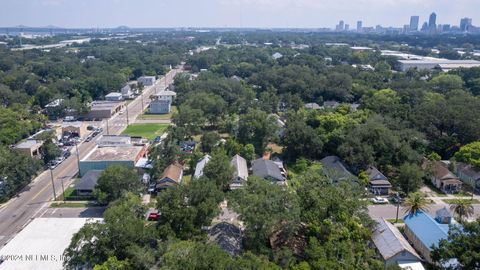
[371,197,389,204]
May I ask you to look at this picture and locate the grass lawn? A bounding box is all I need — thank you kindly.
[386,218,404,224]
[182,174,192,185]
[137,106,177,120]
[122,123,169,140]
[51,202,89,208]
[443,198,480,204]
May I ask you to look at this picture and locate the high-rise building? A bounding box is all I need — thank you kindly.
[460,17,472,32]
[421,22,428,32]
[357,21,363,32]
[409,16,419,31]
[338,20,344,31]
[428,12,437,34]
[345,24,349,31]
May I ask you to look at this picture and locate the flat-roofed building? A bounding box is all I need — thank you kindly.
[0,218,101,270]
[14,139,44,158]
[398,59,480,71]
[84,101,125,120]
[79,144,147,176]
[149,91,176,114]
[105,92,123,101]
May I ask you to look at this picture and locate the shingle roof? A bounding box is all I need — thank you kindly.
[436,207,452,218]
[75,170,102,191]
[161,162,183,183]
[208,222,243,256]
[366,166,388,181]
[231,155,248,181]
[404,211,450,251]
[432,161,459,181]
[320,156,354,181]
[372,218,421,261]
[252,158,285,182]
[194,155,211,179]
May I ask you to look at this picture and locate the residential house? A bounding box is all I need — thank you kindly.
[121,84,134,99]
[304,102,321,110]
[429,161,462,193]
[138,76,156,86]
[435,207,453,224]
[194,154,211,179]
[149,90,176,114]
[320,156,355,182]
[371,218,423,268]
[322,101,340,109]
[230,154,248,189]
[14,140,44,158]
[156,162,183,190]
[272,52,283,60]
[455,162,480,191]
[105,92,123,101]
[251,158,286,184]
[74,170,102,197]
[404,211,457,263]
[366,166,392,195]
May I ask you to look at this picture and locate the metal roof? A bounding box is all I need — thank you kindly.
[194,155,211,179]
[372,218,421,261]
[404,211,450,251]
[231,154,248,181]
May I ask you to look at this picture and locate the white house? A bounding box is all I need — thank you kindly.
[194,155,211,179]
[105,92,123,101]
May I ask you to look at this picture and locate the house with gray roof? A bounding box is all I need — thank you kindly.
[194,154,211,179]
[366,165,392,195]
[208,222,243,256]
[454,162,480,191]
[372,218,423,268]
[230,155,248,189]
[320,156,355,182]
[74,170,102,196]
[304,103,321,110]
[251,158,286,184]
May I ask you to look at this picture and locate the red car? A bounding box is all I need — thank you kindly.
[147,212,160,221]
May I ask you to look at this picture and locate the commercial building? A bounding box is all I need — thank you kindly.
[105,92,123,101]
[84,101,125,120]
[149,90,176,114]
[357,21,362,32]
[428,12,437,34]
[79,136,147,176]
[14,140,44,158]
[398,59,480,72]
[138,76,156,86]
[460,17,472,32]
[61,121,88,139]
[410,16,419,31]
[0,218,101,270]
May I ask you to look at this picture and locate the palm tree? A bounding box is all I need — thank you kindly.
[450,199,475,222]
[404,192,429,216]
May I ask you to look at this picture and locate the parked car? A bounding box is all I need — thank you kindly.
[154,136,161,143]
[63,151,71,158]
[371,197,389,204]
[87,125,95,131]
[147,212,160,221]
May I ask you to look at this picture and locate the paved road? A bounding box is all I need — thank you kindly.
[0,68,181,247]
[368,203,480,221]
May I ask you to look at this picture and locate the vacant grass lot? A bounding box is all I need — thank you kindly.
[122,123,169,140]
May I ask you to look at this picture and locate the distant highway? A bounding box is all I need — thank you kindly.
[0,67,182,247]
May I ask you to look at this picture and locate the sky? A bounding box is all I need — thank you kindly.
[0,0,479,29]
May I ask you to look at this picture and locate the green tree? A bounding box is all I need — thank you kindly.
[430,74,463,93]
[229,177,300,253]
[93,257,131,270]
[450,199,475,223]
[455,141,480,168]
[240,144,256,163]
[396,163,424,194]
[173,105,205,136]
[160,241,233,270]
[237,109,277,155]
[404,192,429,216]
[93,165,142,204]
[201,131,220,153]
[203,149,234,190]
[431,219,480,269]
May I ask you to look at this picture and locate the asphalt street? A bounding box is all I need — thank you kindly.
[0,68,181,247]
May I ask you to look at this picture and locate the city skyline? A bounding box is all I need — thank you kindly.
[0,0,478,28]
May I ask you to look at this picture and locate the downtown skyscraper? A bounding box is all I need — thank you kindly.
[409,16,419,31]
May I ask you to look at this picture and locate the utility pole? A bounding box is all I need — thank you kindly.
[126,104,130,125]
[50,169,57,200]
[60,177,66,202]
[106,119,110,135]
[395,201,400,223]
[75,142,81,171]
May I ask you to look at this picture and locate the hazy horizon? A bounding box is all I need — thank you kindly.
[0,0,479,29]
